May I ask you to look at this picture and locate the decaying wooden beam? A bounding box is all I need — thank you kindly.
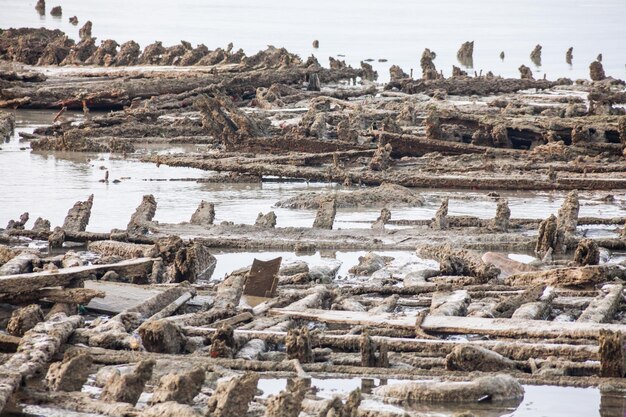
[505,265,626,288]
[0,258,157,294]
[0,313,83,411]
[270,308,626,339]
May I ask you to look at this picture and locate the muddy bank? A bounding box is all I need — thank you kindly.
[275,183,424,209]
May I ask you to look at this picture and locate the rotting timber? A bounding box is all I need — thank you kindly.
[0,28,626,416]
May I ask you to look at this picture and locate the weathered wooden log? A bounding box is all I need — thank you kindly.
[490,285,546,318]
[505,265,626,288]
[0,313,83,411]
[376,130,519,158]
[182,327,598,361]
[430,290,470,316]
[270,308,626,339]
[283,285,331,311]
[511,289,555,320]
[445,344,517,372]
[418,245,500,282]
[147,154,626,191]
[0,258,157,294]
[0,252,39,276]
[372,374,524,403]
[143,291,196,322]
[2,63,361,109]
[67,344,626,389]
[235,338,267,360]
[213,268,247,310]
[0,288,105,305]
[578,284,623,323]
[5,228,156,244]
[88,240,157,259]
[481,252,538,278]
[138,272,243,352]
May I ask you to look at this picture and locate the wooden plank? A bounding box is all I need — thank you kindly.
[84,281,162,314]
[270,308,626,339]
[0,258,157,294]
[85,281,213,314]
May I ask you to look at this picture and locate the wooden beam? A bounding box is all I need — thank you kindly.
[0,314,82,411]
[270,308,626,339]
[0,258,157,294]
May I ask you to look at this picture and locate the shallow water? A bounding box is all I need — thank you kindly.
[211,249,438,281]
[1,110,625,233]
[256,377,626,417]
[2,0,626,81]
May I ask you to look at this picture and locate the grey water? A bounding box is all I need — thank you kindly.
[1,110,625,233]
[2,0,626,81]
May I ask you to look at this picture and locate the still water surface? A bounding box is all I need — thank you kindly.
[1,0,626,80]
[1,110,625,232]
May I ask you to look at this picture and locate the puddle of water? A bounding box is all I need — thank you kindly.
[257,377,624,417]
[211,249,436,281]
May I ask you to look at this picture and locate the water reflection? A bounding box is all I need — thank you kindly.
[600,389,626,417]
[259,377,623,417]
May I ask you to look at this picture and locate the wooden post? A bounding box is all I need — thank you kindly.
[599,330,624,377]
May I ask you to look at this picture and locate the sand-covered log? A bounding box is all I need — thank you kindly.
[430,290,471,316]
[0,251,39,276]
[45,353,93,392]
[506,265,625,287]
[206,373,259,417]
[577,284,623,323]
[419,245,500,283]
[149,367,205,405]
[445,345,517,372]
[373,374,524,403]
[0,258,156,294]
[88,240,157,259]
[0,313,82,411]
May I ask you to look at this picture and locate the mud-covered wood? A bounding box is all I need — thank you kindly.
[0,258,156,294]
